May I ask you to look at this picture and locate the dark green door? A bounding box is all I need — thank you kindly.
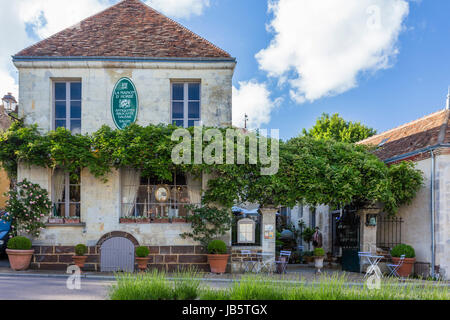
[336,209,360,273]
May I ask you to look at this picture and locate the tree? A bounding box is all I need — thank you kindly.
[302,113,376,143]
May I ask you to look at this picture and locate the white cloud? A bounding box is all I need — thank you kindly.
[256,0,409,103]
[145,0,210,19]
[0,0,210,99]
[233,80,280,129]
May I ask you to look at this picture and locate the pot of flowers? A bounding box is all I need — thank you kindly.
[135,246,150,271]
[153,216,170,224]
[64,217,80,224]
[6,236,34,271]
[313,248,325,273]
[207,240,230,274]
[72,244,88,269]
[391,244,416,277]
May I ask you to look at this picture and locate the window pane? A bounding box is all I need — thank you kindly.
[188,120,199,127]
[55,120,66,129]
[172,83,184,100]
[55,83,66,100]
[173,120,184,127]
[54,203,65,217]
[55,101,66,118]
[70,120,81,134]
[70,185,80,202]
[68,203,80,217]
[71,100,81,118]
[172,102,184,119]
[70,83,82,100]
[188,83,200,100]
[188,102,200,118]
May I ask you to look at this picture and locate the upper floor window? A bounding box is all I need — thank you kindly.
[171,82,200,128]
[54,81,82,134]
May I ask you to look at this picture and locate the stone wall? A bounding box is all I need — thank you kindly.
[15,60,235,134]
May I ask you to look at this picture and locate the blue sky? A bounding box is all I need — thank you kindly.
[2,0,449,140]
[180,0,450,140]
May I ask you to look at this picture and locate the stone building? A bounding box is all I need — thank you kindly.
[11,0,278,273]
[359,94,450,279]
[0,93,16,209]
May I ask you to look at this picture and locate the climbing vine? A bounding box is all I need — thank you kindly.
[0,121,423,216]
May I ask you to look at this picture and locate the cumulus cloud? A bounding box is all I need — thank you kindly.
[256,0,410,103]
[0,0,211,99]
[232,80,280,129]
[145,0,210,19]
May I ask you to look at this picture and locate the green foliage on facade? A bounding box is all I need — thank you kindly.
[0,122,423,217]
[302,113,377,143]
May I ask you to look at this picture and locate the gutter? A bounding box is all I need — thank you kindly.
[12,56,237,63]
[430,150,436,278]
[384,143,450,164]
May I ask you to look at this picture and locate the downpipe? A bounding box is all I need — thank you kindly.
[430,150,436,278]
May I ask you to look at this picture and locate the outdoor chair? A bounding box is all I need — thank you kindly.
[275,250,291,274]
[387,254,405,278]
[240,250,254,273]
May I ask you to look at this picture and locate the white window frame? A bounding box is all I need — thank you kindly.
[237,218,256,244]
[53,81,82,133]
[171,81,201,128]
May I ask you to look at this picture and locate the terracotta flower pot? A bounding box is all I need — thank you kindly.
[208,254,230,274]
[136,257,150,271]
[6,249,34,271]
[171,218,187,223]
[72,256,88,269]
[392,257,416,277]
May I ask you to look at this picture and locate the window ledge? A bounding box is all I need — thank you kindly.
[45,223,85,227]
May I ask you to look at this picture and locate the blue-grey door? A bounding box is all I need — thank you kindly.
[100,237,135,272]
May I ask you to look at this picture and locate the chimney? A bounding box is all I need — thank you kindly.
[447,86,450,110]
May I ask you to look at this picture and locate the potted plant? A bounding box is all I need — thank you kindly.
[135,217,150,224]
[207,240,229,274]
[48,216,64,224]
[301,227,315,250]
[72,244,88,269]
[303,251,314,264]
[6,236,34,271]
[171,217,187,223]
[135,246,150,271]
[153,216,170,223]
[64,217,80,224]
[120,216,135,224]
[313,247,325,273]
[391,244,416,277]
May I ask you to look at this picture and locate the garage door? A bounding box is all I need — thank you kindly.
[100,237,135,272]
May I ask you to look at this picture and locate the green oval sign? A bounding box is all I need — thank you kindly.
[111,77,139,130]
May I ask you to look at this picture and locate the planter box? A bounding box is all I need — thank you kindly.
[392,257,416,277]
[64,218,81,224]
[48,218,64,224]
[171,218,187,223]
[120,218,136,224]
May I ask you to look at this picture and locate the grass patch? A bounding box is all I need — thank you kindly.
[109,270,449,301]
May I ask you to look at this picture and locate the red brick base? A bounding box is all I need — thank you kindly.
[30,245,211,272]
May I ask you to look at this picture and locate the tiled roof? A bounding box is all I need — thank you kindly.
[15,0,232,59]
[358,109,450,162]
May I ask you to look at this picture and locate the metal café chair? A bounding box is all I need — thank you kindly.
[240,250,254,273]
[387,254,405,278]
[275,250,291,274]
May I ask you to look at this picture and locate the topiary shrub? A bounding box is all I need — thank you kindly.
[7,236,32,250]
[391,244,415,258]
[207,240,227,255]
[74,244,88,256]
[136,246,150,258]
[313,248,325,257]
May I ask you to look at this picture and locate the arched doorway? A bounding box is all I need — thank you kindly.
[100,236,135,272]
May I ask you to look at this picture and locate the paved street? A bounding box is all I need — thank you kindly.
[0,275,114,300]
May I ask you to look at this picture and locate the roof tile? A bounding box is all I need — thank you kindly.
[15,0,231,59]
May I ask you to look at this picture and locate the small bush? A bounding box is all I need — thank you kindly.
[314,248,325,257]
[135,246,150,258]
[74,244,87,256]
[207,240,227,254]
[7,236,32,250]
[391,244,415,258]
